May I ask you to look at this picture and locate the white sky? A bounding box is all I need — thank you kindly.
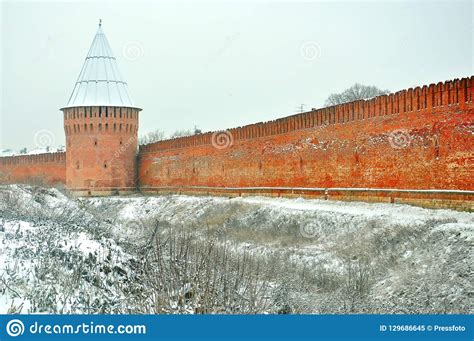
[1,0,472,150]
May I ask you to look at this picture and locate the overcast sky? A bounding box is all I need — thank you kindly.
[1,0,472,151]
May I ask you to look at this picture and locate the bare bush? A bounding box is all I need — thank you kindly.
[142,224,275,313]
[139,129,166,145]
[1,185,471,314]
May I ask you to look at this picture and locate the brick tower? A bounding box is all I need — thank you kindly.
[61,21,141,196]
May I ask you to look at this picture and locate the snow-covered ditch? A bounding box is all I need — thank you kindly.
[0,184,472,314]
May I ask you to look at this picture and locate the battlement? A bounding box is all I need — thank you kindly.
[0,76,472,209]
[0,152,66,186]
[63,106,139,135]
[139,76,474,153]
[0,152,66,165]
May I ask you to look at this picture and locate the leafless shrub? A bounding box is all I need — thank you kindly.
[142,224,276,314]
[7,301,23,314]
[340,256,374,311]
[0,187,22,212]
[1,185,471,314]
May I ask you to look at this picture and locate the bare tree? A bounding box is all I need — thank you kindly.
[170,129,193,138]
[325,83,390,106]
[139,129,166,145]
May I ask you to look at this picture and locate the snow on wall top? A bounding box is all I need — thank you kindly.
[0,147,65,158]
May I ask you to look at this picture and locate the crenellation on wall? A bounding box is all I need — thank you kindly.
[140,77,474,152]
[0,152,66,165]
[0,152,66,185]
[137,76,473,211]
[63,106,140,136]
[62,105,140,192]
[2,73,472,209]
[461,78,469,104]
[459,78,467,104]
[136,77,473,153]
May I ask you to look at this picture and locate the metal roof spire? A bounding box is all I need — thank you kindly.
[61,21,141,110]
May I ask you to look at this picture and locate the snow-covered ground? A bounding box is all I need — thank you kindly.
[0,184,472,314]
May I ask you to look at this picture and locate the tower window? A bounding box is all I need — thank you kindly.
[76,161,80,170]
[105,123,108,131]
[94,139,98,146]
[89,107,92,118]
[90,123,93,132]
[105,107,108,118]
[99,123,102,131]
[103,162,107,169]
[114,107,117,118]
[119,108,122,118]
[99,107,102,117]
[114,123,117,132]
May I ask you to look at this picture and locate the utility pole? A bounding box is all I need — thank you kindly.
[296,104,306,113]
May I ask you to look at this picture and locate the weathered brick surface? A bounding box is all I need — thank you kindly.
[63,106,139,194]
[0,152,66,186]
[0,106,139,193]
[0,77,472,210]
[138,77,474,208]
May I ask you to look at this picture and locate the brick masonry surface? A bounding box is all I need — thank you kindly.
[1,77,473,209]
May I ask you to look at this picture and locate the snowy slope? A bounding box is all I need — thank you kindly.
[0,185,472,314]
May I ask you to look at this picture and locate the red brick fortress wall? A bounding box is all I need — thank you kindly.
[62,106,139,196]
[0,152,66,186]
[138,77,474,210]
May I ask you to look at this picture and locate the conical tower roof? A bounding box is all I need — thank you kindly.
[61,21,140,110]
